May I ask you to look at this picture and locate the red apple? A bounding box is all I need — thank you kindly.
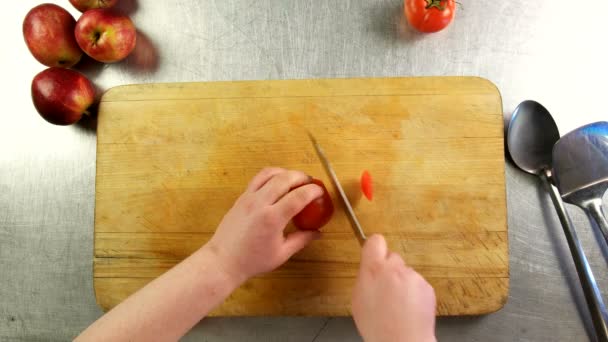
[69,0,118,13]
[75,9,136,63]
[31,68,95,125]
[23,4,83,68]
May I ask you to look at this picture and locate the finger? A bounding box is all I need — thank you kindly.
[387,251,405,267]
[274,183,323,221]
[281,230,321,259]
[257,170,311,204]
[246,167,285,192]
[361,234,388,267]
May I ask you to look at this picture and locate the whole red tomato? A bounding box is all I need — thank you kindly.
[292,179,334,231]
[405,0,456,33]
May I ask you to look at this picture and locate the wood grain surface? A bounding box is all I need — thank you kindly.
[94,77,508,316]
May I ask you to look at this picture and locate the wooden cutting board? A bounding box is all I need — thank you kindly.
[94,77,508,316]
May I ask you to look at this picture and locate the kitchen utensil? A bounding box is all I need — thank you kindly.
[94,77,508,316]
[507,101,608,341]
[307,132,367,246]
[553,122,608,246]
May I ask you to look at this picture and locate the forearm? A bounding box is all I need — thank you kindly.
[76,168,322,341]
[76,245,243,342]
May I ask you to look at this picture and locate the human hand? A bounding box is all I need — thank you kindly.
[352,234,437,342]
[205,167,324,285]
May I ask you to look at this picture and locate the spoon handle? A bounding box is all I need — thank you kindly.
[588,200,608,246]
[541,172,608,341]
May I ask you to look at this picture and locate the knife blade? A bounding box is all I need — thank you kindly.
[307,132,367,246]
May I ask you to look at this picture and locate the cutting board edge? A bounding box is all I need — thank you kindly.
[92,274,509,316]
[97,76,501,103]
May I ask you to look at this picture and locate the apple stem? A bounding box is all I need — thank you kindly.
[83,109,92,116]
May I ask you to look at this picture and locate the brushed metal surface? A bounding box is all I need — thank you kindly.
[1,0,607,341]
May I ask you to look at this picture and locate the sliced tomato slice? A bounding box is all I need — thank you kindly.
[361,170,373,201]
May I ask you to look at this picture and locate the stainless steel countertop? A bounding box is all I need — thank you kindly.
[1,1,607,341]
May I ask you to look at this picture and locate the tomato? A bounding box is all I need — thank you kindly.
[292,179,334,231]
[404,0,455,33]
[360,170,373,201]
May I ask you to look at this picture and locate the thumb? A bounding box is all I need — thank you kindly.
[361,234,388,267]
[282,230,321,260]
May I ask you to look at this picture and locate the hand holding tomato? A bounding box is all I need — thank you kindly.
[405,0,456,33]
[206,168,325,283]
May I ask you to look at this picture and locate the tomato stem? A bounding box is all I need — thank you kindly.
[425,0,446,10]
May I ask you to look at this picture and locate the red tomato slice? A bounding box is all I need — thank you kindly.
[404,0,456,33]
[361,170,373,201]
[292,178,334,231]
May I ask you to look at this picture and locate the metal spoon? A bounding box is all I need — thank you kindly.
[553,121,608,247]
[507,100,608,341]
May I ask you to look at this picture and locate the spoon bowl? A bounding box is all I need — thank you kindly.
[507,100,560,175]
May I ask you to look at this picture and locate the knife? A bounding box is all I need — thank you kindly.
[307,132,367,246]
